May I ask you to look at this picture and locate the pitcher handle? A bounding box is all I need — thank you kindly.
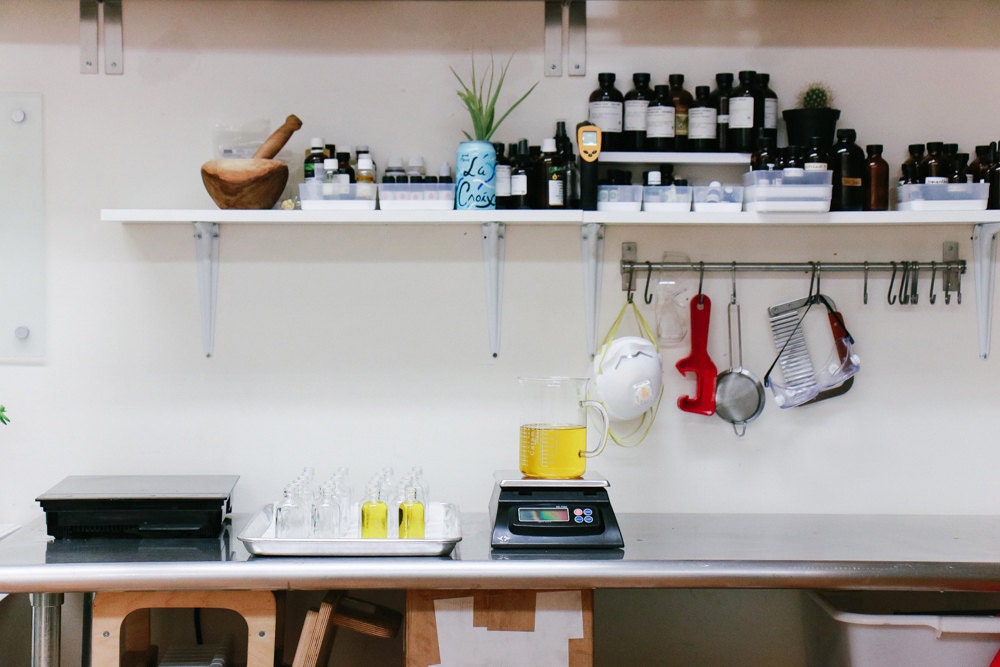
[580,399,610,458]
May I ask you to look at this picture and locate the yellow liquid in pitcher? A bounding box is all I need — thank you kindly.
[519,424,587,479]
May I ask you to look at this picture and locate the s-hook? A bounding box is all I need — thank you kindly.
[888,261,897,305]
[910,261,919,305]
[898,262,911,305]
[697,261,706,305]
[929,261,937,305]
[644,261,654,304]
[627,263,636,303]
[863,261,869,305]
[730,261,737,304]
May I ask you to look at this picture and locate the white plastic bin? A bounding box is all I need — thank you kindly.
[897,182,989,211]
[803,591,1000,667]
[299,181,377,210]
[378,183,455,210]
[693,184,743,212]
[597,185,643,211]
[642,185,692,212]
[744,169,833,212]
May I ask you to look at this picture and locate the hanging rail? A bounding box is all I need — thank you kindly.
[620,260,965,274]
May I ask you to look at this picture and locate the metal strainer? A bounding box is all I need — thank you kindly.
[715,271,765,436]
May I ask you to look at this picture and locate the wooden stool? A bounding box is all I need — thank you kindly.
[91,590,278,666]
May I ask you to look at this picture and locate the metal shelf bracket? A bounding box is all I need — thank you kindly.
[482,222,505,358]
[545,0,586,77]
[194,222,220,359]
[80,0,123,75]
[582,222,605,356]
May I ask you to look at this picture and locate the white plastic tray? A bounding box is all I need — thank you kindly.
[238,503,462,557]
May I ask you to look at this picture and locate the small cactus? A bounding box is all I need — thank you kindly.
[798,83,833,109]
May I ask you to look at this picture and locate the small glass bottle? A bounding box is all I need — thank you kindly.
[727,70,761,153]
[922,142,947,184]
[437,162,454,184]
[356,145,376,177]
[644,84,676,152]
[312,485,341,538]
[509,140,531,210]
[555,121,580,209]
[335,152,355,183]
[804,136,829,172]
[588,72,624,152]
[668,74,693,151]
[863,144,889,211]
[356,156,376,200]
[709,73,734,153]
[623,73,653,152]
[383,156,406,183]
[537,138,566,208]
[276,486,308,538]
[688,86,718,152]
[361,484,388,538]
[324,143,337,160]
[304,138,326,180]
[321,158,340,197]
[949,153,969,184]
[899,162,921,185]
[750,134,776,171]
[830,128,866,211]
[398,486,425,539]
[493,142,512,210]
[902,143,925,183]
[987,143,1000,210]
[969,145,990,183]
[755,73,778,146]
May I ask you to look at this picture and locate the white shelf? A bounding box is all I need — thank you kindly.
[599,151,752,165]
[102,208,1000,227]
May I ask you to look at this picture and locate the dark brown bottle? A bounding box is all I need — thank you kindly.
[804,136,829,172]
[830,129,865,211]
[902,143,925,184]
[526,145,544,208]
[668,74,693,151]
[922,142,947,184]
[750,134,776,171]
[727,70,762,153]
[509,140,530,210]
[863,144,889,211]
[493,142,511,210]
[688,86,718,152]
[589,73,624,152]
[644,84,676,151]
[623,73,653,152]
[969,145,989,183]
[535,138,566,208]
[988,143,1000,209]
[335,151,355,183]
[755,73,778,146]
[710,73,734,152]
[900,162,921,185]
[949,153,969,184]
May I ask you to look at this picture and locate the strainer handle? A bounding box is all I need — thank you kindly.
[580,399,610,458]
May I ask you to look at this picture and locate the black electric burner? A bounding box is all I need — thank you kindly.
[36,474,238,539]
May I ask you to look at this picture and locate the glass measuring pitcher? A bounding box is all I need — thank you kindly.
[518,377,610,479]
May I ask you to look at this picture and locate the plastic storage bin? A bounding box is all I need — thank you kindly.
[744,169,833,212]
[642,185,692,212]
[597,185,643,212]
[299,180,377,210]
[693,183,743,212]
[897,182,989,211]
[378,183,455,210]
[803,591,1000,667]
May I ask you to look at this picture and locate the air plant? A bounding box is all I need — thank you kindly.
[451,53,538,142]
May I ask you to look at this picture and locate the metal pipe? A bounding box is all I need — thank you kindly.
[621,260,966,274]
[29,592,63,667]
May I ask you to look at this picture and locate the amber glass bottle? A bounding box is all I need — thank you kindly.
[668,74,693,151]
[804,136,829,172]
[623,73,653,152]
[922,142,947,184]
[589,73,624,152]
[709,73,734,152]
[863,144,889,211]
[969,145,989,183]
[902,143,925,184]
[727,70,761,153]
[644,84,676,151]
[688,86,718,152]
[755,73,778,146]
[830,129,865,211]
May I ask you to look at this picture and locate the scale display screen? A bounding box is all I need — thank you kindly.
[517,506,570,523]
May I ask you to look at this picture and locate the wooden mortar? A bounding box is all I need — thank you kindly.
[201,114,303,209]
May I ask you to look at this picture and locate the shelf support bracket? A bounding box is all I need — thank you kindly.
[194,222,220,359]
[544,0,586,77]
[80,0,123,75]
[973,223,1000,359]
[482,222,505,359]
[582,222,605,356]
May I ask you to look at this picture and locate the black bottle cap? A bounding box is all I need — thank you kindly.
[755,72,770,84]
[555,120,567,135]
[633,72,651,85]
[943,143,959,155]
[715,72,734,85]
[976,145,990,155]
[493,142,505,156]
[867,144,883,153]
[836,128,857,143]
[598,72,616,85]
[382,175,397,184]
[659,163,675,175]
[668,73,684,85]
[908,143,925,154]
[738,70,757,82]
[926,141,944,151]
[529,145,541,157]
[653,84,670,95]
[336,151,350,160]
[517,138,529,155]
[955,153,969,163]
[695,85,710,98]
[673,178,688,186]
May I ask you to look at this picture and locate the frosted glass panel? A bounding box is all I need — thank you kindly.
[0,93,45,362]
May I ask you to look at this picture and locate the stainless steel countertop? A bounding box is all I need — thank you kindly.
[2,513,1000,593]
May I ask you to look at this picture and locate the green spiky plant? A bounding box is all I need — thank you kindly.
[0,406,9,425]
[798,83,834,109]
[451,54,538,142]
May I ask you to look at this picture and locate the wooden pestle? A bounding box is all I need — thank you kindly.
[252,114,303,160]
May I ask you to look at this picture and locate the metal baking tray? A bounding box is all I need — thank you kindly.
[238,503,462,557]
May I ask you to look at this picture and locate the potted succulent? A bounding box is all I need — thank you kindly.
[782,82,841,148]
[451,54,537,210]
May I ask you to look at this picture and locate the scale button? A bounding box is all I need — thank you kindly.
[584,515,594,523]
[583,508,593,516]
[573,508,584,516]
[574,516,584,523]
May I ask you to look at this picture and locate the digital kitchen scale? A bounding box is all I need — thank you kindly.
[489,470,624,549]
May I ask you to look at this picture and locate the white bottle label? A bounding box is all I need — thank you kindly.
[511,173,528,196]
[495,164,512,197]
[624,100,649,132]
[688,108,718,140]
[548,179,565,206]
[804,162,827,172]
[925,176,948,184]
[646,106,676,138]
[717,114,730,124]
[729,96,755,129]
[764,98,777,130]
[589,101,623,133]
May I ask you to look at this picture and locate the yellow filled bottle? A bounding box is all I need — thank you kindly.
[361,485,388,538]
[398,486,425,539]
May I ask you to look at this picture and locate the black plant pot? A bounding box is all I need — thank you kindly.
[783,107,841,149]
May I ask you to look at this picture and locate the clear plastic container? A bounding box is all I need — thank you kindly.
[378,183,455,210]
[897,182,989,211]
[299,181,376,210]
[743,169,833,212]
[693,183,743,212]
[597,185,643,211]
[642,185,692,212]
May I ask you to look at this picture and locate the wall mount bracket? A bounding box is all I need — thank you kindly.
[80,0,123,75]
[545,0,586,77]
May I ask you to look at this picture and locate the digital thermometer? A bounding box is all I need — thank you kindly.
[577,122,603,210]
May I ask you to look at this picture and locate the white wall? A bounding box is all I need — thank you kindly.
[1,0,1000,526]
